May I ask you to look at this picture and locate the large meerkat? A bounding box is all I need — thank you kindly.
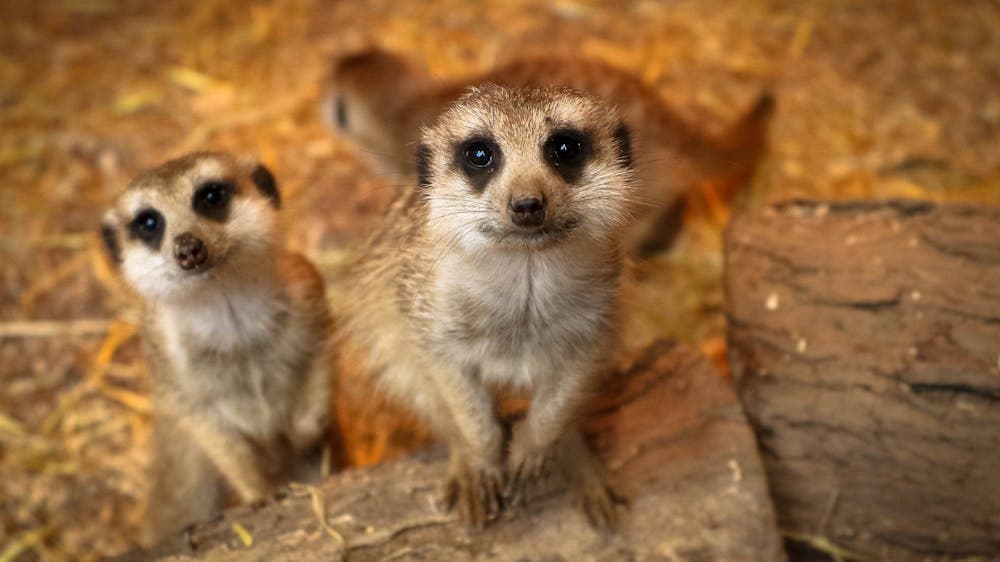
[324,47,773,255]
[100,152,332,545]
[339,85,634,528]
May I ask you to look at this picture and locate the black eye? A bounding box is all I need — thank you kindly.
[197,182,229,207]
[544,130,591,183]
[335,96,348,130]
[464,142,494,168]
[547,134,585,166]
[456,138,501,192]
[129,208,165,247]
[137,212,159,232]
[193,181,232,220]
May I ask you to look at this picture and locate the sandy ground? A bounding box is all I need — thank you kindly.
[0,0,998,559]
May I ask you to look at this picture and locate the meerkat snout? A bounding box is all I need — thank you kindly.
[173,232,207,270]
[508,196,546,228]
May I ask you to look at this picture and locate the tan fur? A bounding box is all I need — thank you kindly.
[324,47,774,255]
[338,86,632,528]
[101,152,332,545]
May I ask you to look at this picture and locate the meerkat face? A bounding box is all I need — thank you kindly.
[322,48,424,172]
[100,152,282,302]
[417,85,635,252]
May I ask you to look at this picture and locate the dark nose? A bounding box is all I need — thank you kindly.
[174,233,207,270]
[508,197,546,228]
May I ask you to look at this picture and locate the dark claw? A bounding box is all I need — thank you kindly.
[443,466,505,528]
[504,450,553,507]
[580,483,626,532]
[443,478,459,511]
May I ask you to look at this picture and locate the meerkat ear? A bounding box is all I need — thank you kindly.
[250,163,281,209]
[415,144,432,189]
[100,213,122,265]
[613,123,633,168]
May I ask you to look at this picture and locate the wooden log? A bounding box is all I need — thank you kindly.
[725,199,1000,561]
[114,341,786,562]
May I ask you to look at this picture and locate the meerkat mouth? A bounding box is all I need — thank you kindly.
[480,217,581,247]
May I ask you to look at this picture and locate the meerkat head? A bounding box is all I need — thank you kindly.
[417,85,635,252]
[322,48,427,171]
[100,152,282,302]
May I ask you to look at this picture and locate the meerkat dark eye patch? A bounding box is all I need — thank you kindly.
[100,223,121,264]
[129,208,165,250]
[455,137,501,193]
[250,165,280,208]
[543,129,592,183]
[192,180,233,221]
[335,96,349,130]
[613,123,632,168]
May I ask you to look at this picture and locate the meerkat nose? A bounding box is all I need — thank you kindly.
[174,232,208,270]
[509,196,547,228]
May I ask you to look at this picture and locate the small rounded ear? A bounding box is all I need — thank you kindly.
[415,144,432,189]
[613,123,632,168]
[250,163,281,208]
[100,212,122,265]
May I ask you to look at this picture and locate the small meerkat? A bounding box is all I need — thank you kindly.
[323,47,774,255]
[99,152,332,545]
[339,85,634,528]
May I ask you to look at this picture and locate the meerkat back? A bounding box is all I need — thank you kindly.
[100,152,333,545]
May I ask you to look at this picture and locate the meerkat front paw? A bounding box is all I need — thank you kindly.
[443,462,506,528]
[503,434,557,508]
[558,430,628,531]
[575,469,627,531]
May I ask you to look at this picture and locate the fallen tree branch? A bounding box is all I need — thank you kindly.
[726,199,1000,561]
[114,341,787,561]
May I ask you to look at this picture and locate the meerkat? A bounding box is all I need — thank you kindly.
[99,152,333,545]
[338,85,634,529]
[323,47,774,255]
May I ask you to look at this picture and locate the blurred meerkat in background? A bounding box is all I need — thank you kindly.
[323,47,774,256]
[338,85,635,529]
[100,152,333,545]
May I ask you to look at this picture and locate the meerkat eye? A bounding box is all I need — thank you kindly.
[193,181,233,220]
[335,96,349,130]
[545,132,587,167]
[544,130,591,182]
[464,142,494,168]
[130,209,164,244]
[456,138,501,191]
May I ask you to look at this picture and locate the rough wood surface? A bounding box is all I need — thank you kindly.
[114,341,786,562]
[725,200,1000,561]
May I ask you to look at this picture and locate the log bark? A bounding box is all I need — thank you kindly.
[725,199,1000,561]
[114,341,786,562]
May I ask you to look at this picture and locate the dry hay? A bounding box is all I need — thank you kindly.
[1,0,999,559]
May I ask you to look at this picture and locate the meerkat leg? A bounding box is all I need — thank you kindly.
[289,360,334,481]
[422,365,506,527]
[504,367,593,506]
[177,416,275,504]
[143,417,224,546]
[555,429,626,530]
[291,360,331,452]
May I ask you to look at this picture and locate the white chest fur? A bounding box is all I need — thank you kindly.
[152,283,296,435]
[158,283,286,354]
[428,244,618,387]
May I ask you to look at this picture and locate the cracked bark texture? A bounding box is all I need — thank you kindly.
[114,341,786,562]
[725,200,1000,561]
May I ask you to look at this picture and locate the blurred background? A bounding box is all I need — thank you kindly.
[1,0,998,559]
